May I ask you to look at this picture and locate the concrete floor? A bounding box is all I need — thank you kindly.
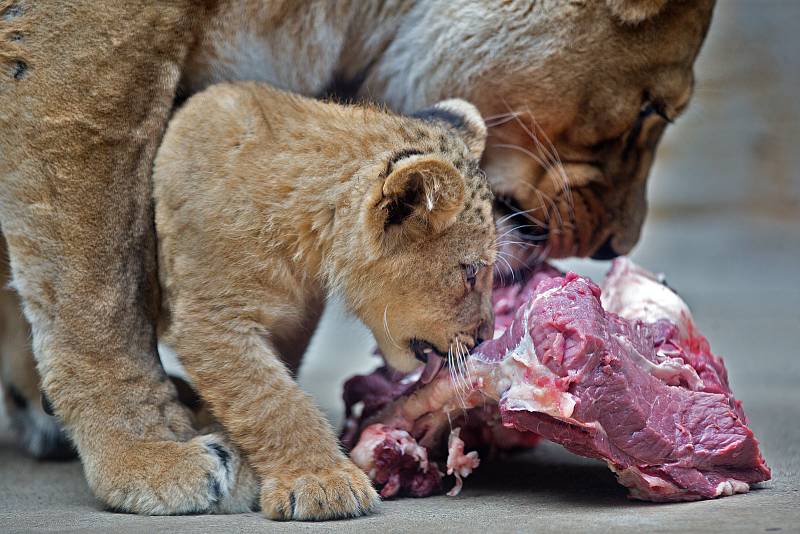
[2,1,799,533]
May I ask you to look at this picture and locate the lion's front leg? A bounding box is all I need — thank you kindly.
[0,0,253,514]
[167,300,379,521]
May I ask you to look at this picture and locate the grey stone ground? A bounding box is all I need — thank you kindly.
[1,2,799,532]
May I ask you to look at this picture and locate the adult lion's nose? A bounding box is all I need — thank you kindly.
[591,236,622,260]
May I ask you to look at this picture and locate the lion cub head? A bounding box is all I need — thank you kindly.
[340,100,496,374]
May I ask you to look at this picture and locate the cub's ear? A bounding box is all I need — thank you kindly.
[366,154,465,251]
[412,99,487,160]
[605,0,668,24]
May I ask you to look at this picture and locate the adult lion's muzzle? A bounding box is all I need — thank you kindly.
[486,106,670,263]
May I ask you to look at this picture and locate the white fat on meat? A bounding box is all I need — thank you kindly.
[473,300,577,419]
[613,334,705,390]
[601,258,693,338]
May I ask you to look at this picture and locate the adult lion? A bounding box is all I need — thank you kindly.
[0,0,714,519]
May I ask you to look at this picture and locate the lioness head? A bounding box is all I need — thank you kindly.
[357,0,715,262]
[343,100,495,374]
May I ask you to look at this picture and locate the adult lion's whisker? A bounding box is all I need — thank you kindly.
[515,104,574,212]
[492,143,552,174]
[494,103,574,224]
[495,223,543,241]
[495,204,546,226]
[483,111,524,127]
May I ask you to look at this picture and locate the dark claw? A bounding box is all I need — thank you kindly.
[207,475,222,503]
[206,442,231,472]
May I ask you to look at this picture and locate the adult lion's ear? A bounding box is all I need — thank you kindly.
[605,0,669,24]
[368,154,465,251]
[412,99,487,160]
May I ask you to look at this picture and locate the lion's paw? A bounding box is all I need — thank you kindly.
[92,433,256,515]
[260,458,379,521]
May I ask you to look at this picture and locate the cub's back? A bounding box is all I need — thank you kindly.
[153,83,293,318]
[153,82,399,212]
[154,83,325,249]
[154,83,297,204]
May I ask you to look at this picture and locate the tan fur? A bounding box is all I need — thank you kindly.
[153,83,494,519]
[0,0,714,519]
[0,237,73,459]
[606,0,670,24]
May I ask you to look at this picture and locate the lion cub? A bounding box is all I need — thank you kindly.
[153,82,496,520]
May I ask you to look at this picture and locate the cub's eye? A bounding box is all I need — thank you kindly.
[463,262,481,289]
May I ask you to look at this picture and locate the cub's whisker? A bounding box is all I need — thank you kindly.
[383,305,403,350]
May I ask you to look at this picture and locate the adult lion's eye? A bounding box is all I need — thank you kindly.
[463,263,480,289]
[640,101,673,124]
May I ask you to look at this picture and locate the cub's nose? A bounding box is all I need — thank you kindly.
[591,236,622,260]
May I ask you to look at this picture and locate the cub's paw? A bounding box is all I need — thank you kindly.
[93,433,255,515]
[260,458,379,521]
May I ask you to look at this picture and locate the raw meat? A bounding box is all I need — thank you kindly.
[342,259,770,501]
